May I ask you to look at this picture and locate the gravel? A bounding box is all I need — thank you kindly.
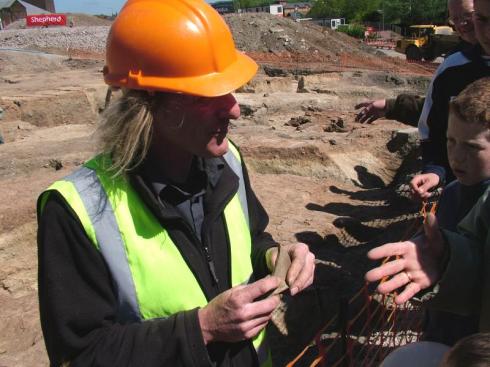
[0,26,109,54]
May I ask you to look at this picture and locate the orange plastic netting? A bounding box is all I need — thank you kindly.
[286,200,437,367]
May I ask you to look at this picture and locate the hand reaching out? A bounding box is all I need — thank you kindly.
[355,99,387,124]
[365,213,446,304]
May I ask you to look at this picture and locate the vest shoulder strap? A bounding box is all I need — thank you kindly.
[223,142,250,229]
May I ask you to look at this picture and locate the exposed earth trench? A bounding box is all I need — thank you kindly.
[0,16,433,366]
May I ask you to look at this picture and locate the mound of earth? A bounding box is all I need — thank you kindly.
[225,13,375,57]
[226,13,435,76]
[66,13,113,27]
[1,12,435,75]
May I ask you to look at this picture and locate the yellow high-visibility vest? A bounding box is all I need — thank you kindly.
[38,143,270,366]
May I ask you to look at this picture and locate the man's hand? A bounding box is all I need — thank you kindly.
[410,173,440,201]
[198,276,281,344]
[355,99,387,124]
[365,213,446,304]
[267,243,315,296]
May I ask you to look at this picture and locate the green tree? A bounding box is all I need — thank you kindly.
[383,0,412,24]
[309,0,345,19]
[308,0,448,24]
[309,0,381,22]
[233,0,271,10]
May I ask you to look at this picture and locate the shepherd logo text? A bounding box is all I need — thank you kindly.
[30,16,63,23]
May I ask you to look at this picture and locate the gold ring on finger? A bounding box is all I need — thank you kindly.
[404,271,412,282]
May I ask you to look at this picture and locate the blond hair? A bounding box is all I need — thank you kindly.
[96,89,156,176]
[450,77,490,126]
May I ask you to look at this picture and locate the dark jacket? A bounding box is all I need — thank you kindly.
[426,185,490,333]
[382,40,473,128]
[37,153,276,367]
[418,45,490,184]
[423,179,490,345]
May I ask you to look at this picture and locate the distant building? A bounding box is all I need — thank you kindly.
[22,0,54,12]
[19,0,49,15]
[0,0,54,29]
[279,2,311,18]
[241,4,283,16]
[0,0,27,28]
[211,1,234,15]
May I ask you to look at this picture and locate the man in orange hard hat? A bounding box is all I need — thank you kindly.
[37,1,316,366]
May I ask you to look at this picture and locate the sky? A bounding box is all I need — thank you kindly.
[55,0,218,15]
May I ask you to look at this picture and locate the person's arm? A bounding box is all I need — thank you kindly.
[421,142,447,185]
[418,63,451,185]
[409,63,453,201]
[38,193,212,367]
[354,95,424,126]
[385,94,425,126]
[425,189,490,314]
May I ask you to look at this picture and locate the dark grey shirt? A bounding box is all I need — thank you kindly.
[144,157,225,242]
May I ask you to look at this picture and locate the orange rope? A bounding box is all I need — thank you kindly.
[285,315,338,367]
[309,356,324,367]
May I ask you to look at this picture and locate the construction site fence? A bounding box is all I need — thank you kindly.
[363,39,396,49]
[362,22,402,34]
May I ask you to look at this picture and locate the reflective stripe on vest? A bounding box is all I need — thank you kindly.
[223,145,249,229]
[38,144,270,366]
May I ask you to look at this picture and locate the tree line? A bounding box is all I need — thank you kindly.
[310,0,449,25]
[233,0,450,25]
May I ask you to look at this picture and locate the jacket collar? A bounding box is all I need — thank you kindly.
[129,155,237,223]
[463,44,490,66]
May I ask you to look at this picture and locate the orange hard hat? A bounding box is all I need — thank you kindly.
[103,0,258,97]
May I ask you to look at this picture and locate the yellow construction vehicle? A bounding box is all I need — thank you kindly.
[395,25,460,61]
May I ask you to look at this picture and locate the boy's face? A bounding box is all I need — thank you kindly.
[447,112,490,185]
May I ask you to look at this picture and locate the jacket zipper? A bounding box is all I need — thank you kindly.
[202,245,219,286]
[182,220,220,287]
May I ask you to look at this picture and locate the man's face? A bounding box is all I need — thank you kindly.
[153,93,240,159]
[447,112,490,185]
[449,0,477,44]
[474,0,490,54]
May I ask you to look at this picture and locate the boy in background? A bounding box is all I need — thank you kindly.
[410,0,490,200]
[423,76,490,345]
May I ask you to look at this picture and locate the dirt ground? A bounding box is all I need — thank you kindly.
[0,14,433,366]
